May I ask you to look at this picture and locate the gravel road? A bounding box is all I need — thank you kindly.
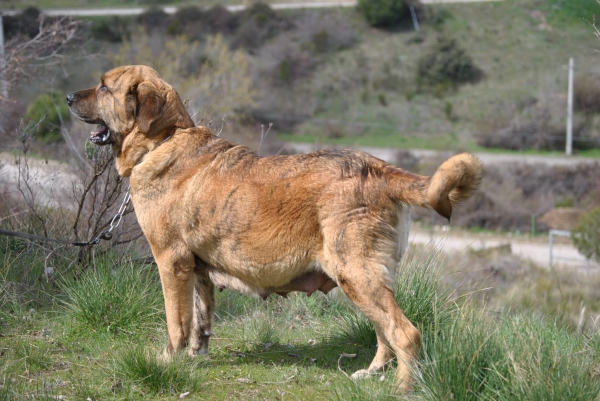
[409,228,598,271]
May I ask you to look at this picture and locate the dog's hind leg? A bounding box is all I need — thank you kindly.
[350,327,395,379]
[190,261,215,356]
[339,267,420,391]
[321,224,420,391]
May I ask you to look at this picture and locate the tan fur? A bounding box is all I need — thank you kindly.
[68,65,482,391]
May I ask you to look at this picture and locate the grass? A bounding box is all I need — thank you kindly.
[2,237,599,400]
[60,258,163,334]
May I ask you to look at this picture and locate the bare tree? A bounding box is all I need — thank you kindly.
[0,13,80,106]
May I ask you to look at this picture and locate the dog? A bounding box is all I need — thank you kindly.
[67,65,482,391]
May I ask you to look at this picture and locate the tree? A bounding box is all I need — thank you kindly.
[1,10,79,105]
[572,207,600,262]
[358,0,417,27]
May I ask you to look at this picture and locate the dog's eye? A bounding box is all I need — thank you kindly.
[99,85,108,92]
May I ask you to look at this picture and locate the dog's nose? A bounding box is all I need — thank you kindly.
[66,93,75,106]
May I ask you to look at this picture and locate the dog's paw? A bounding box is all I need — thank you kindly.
[350,369,372,381]
[188,347,209,357]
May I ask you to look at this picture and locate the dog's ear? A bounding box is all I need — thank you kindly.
[135,82,164,135]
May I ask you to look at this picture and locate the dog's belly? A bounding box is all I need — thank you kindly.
[206,267,337,300]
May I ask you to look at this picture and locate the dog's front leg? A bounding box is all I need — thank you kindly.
[190,262,215,356]
[155,250,196,357]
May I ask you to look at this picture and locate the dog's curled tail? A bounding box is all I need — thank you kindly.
[427,153,482,220]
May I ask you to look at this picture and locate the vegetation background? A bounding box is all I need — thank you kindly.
[0,0,599,399]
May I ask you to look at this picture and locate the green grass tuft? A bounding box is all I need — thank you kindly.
[60,260,163,334]
[115,346,199,395]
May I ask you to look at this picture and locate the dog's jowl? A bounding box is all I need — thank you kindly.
[68,65,482,391]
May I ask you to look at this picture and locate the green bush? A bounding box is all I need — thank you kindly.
[24,92,70,143]
[572,206,600,262]
[358,0,415,27]
[574,74,600,114]
[417,35,482,87]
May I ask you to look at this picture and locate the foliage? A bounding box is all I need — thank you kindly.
[115,347,199,395]
[23,92,70,142]
[2,7,43,40]
[415,312,600,401]
[113,31,255,123]
[166,5,239,40]
[358,0,415,27]
[0,12,79,117]
[135,6,170,32]
[88,15,131,42]
[572,206,600,262]
[188,34,256,120]
[417,35,481,87]
[60,260,163,333]
[546,0,600,25]
[574,74,600,114]
[475,105,591,152]
[232,2,292,51]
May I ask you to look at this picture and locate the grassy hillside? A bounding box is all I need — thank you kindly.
[263,0,600,153]
[3,0,600,155]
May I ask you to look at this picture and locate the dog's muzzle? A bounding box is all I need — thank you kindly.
[66,93,114,146]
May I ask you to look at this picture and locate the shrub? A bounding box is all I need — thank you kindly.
[476,104,597,151]
[166,5,239,40]
[232,3,292,51]
[24,92,70,143]
[572,206,600,262]
[2,7,42,40]
[298,11,356,53]
[358,0,415,27]
[417,35,482,87]
[574,74,600,114]
[89,16,130,42]
[136,7,171,32]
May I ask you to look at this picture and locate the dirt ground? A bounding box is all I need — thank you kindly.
[410,225,599,273]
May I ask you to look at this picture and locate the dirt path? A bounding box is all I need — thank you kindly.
[0,153,79,211]
[409,227,598,272]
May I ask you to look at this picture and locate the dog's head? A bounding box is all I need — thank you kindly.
[67,65,193,150]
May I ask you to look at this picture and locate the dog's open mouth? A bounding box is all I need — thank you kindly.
[90,124,114,145]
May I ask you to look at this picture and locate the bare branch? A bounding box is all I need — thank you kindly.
[1,15,80,103]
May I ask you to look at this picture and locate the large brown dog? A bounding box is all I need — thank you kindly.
[67,65,482,390]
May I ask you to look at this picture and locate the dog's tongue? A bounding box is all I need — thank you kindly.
[91,124,107,137]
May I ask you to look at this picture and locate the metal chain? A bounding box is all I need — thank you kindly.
[91,185,131,244]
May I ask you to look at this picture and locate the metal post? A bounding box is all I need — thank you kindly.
[531,214,537,237]
[0,15,7,100]
[410,6,420,32]
[566,57,574,156]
